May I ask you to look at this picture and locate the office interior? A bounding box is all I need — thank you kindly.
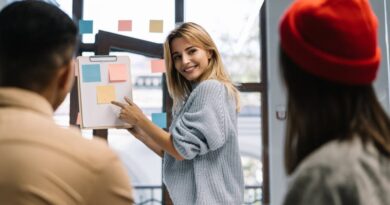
[1,0,389,204]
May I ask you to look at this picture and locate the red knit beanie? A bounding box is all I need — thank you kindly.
[280,0,380,85]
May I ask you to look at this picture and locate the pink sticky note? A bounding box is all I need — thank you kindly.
[118,20,132,31]
[109,64,128,82]
[151,59,165,73]
[76,112,81,125]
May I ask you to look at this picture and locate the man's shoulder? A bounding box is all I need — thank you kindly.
[5,121,118,172]
[47,127,118,170]
[0,104,119,171]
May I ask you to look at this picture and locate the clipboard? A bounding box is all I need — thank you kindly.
[77,55,133,129]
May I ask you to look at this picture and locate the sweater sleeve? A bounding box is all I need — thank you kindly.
[171,80,228,160]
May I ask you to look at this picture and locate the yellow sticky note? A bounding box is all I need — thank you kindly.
[96,85,116,104]
[151,59,166,73]
[149,20,163,33]
[109,64,128,82]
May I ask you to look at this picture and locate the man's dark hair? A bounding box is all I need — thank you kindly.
[0,0,78,91]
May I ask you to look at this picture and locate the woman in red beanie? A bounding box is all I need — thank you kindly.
[279,0,390,204]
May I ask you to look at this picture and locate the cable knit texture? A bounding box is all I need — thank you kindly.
[163,80,244,205]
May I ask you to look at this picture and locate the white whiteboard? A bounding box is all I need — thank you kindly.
[77,55,132,129]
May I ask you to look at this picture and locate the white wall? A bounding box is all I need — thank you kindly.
[372,0,390,113]
[265,1,290,204]
[265,0,390,205]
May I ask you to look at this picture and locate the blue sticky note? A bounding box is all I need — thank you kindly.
[82,64,101,82]
[79,20,93,34]
[152,113,167,129]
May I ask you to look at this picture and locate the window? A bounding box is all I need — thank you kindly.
[186,1,264,203]
[185,0,262,82]
[53,0,265,203]
[82,0,175,43]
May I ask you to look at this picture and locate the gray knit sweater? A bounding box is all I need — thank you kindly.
[163,80,244,205]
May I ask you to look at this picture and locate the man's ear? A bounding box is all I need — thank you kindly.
[57,59,75,93]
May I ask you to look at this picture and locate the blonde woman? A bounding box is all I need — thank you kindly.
[112,22,244,204]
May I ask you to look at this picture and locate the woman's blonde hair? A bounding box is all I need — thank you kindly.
[163,22,240,111]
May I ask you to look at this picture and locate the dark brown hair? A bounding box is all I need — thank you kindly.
[280,48,390,175]
[0,0,77,91]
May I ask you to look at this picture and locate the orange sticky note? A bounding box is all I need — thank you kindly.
[96,85,116,104]
[109,64,128,82]
[76,112,81,125]
[149,20,163,33]
[118,20,132,31]
[151,59,165,73]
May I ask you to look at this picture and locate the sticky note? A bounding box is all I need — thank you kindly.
[79,20,93,34]
[149,20,163,33]
[82,64,101,82]
[118,20,132,31]
[76,112,81,125]
[152,113,167,129]
[109,64,128,82]
[151,59,166,73]
[96,85,116,104]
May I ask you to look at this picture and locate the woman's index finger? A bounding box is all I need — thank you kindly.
[111,101,126,108]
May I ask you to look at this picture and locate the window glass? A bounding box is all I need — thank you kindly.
[239,93,262,203]
[55,49,164,203]
[52,1,263,203]
[107,52,163,203]
[82,0,175,43]
[56,0,72,17]
[53,94,70,128]
[185,0,263,82]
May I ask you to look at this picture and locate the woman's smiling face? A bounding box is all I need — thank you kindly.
[171,37,211,82]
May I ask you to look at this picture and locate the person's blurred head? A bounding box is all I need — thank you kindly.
[0,0,78,109]
[279,0,390,174]
[164,22,240,110]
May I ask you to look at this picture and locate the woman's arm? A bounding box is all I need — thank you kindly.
[112,98,184,161]
[128,126,164,157]
[136,116,184,161]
